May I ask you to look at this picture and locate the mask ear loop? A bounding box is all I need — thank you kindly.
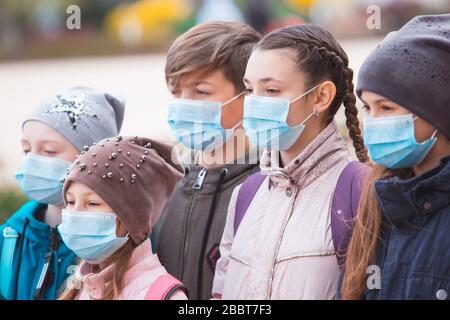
[221,91,246,130]
[222,91,245,107]
[120,232,131,242]
[290,84,322,127]
[300,109,320,125]
[290,83,321,105]
[413,115,439,140]
[115,215,130,239]
[431,129,438,139]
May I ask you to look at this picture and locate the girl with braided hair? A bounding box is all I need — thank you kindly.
[212,24,370,300]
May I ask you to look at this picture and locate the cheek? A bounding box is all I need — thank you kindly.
[221,98,244,128]
[103,204,115,213]
[98,201,115,213]
[414,121,435,142]
[115,219,128,237]
[59,147,80,162]
[286,101,312,127]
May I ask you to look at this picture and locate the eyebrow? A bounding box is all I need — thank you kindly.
[373,98,391,104]
[358,96,368,105]
[65,190,95,197]
[187,80,214,87]
[21,139,61,144]
[243,77,284,84]
[360,95,392,105]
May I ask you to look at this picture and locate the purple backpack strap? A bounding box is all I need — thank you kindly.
[331,161,371,269]
[234,172,266,234]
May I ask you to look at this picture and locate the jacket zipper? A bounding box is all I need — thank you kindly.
[180,168,207,277]
[34,228,59,300]
[268,187,299,299]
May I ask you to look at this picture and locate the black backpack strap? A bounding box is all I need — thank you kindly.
[164,284,190,300]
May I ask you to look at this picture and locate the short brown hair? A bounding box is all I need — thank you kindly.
[165,21,261,93]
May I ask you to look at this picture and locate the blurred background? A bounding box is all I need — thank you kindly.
[1,0,449,222]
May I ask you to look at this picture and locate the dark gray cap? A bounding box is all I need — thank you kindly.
[356,14,450,138]
[23,86,125,151]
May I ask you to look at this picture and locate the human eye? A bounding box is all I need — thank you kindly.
[266,87,280,95]
[194,88,210,96]
[381,105,394,112]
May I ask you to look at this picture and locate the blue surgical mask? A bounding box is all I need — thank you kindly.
[58,210,129,264]
[364,114,438,169]
[14,153,72,205]
[167,92,244,151]
[243,84,320,151]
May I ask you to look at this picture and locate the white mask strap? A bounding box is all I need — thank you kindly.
[230,119,243,130]
[300,109,320,125]
[223,91,245,107]
[221,92,245,130]
[290,83,321,105]
[431,129,438,139]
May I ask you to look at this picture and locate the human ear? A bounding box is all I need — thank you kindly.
[312,81,336,114]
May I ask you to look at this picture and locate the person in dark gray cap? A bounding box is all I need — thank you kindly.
[338,14,450,300]
[0,86,125,300]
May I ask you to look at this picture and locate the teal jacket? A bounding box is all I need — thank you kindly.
[0,201,77,300]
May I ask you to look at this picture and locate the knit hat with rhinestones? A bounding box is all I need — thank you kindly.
[62,136,184,244]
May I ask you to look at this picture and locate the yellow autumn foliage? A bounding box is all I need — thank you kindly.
[105,0,191,46]
[286,0,316,10]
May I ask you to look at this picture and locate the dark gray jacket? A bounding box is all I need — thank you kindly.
[151,162,259,300]
[365,156,450,300]
[338,156,450,300]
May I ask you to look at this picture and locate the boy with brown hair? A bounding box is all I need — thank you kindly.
[151,21,261,299]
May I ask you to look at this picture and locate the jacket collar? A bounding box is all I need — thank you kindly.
[375,156,450,227]
[260,121,352,191]
[179,150,260,194]
[76,239,156,299]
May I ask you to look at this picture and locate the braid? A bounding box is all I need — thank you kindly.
[308,42,369,163]
[342,68,369,163]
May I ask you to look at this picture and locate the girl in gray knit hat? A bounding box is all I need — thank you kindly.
[340,14,450,300]
[0,86,125,300]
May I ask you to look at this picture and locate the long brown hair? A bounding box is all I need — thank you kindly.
[257,24,369,163]
[340,165,414,299]
[59,239,136,300]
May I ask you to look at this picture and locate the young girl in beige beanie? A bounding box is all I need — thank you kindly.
[58,136,188,300]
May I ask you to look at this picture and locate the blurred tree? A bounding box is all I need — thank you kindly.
[76,0,124,28]
[243,0,272,33]
[0,188,27,225]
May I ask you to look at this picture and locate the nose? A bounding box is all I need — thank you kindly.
[179,91,192,100]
